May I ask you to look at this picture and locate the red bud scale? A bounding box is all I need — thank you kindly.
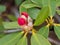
[18,12,28,26]
[18,17,26,26]
[21,12,28,18]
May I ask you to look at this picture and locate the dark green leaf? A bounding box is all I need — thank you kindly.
[17,34,27,45]
[0,33,6,38]
[22,3,37,9]
[20,1,38,9]
[31,32,51,45]
[0,17,5,30]
[3,21,20,29]
[34,6,49,26]
[15,0,23,6]
[7,15,17,21]
[38,26,49,38]
[28,8,40,19]
[20,6,27,13]
[0,5,6,13]
[25,0,32,3]
[54,26,60,39]
[0,32,24,45]
[31,0,56,16]
[19,1,39,19]
[31,0,42,7]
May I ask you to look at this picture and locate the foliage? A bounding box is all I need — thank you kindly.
[0,5,6,13]
[0,0,60,45]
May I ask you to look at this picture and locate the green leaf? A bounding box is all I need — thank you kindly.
[20,6,27,13]
[34,6,49,26]
[56,0,60,6]
[54,26,60,39]
[17,34,27,45]
[42,0,56,16]
[3,21,20,29]
[0,33,6,38]
[22,3,37,9]
[31,0,56,16]
[48,0,56,16]
[56,10,60,15]
[0,32,24,45]
[20,1,38,9]
[21,1,38,9]
[38,26,49,38]
[31,0,42,7]
[15,0,23,6]
[31,32,51,45]
[20,1,40,17]
[0,5,6,13]
[7,15,17,21]
[28,8,40,19]
[0,17,5,30]
[26,0,32,3]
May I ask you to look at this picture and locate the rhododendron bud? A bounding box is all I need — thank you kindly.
[21,12,28,18]
[18,17,27,26]
[18,12,33,31]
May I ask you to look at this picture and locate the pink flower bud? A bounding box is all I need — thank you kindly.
[18,17,27,26]
[21,12,28,18]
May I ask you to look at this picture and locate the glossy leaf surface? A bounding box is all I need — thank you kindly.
[34,6,49,26]
[31,32,51,45]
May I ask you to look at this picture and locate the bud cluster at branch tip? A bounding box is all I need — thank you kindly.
[18,12,33,31]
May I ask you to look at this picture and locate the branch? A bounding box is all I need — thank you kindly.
[48,37,60,45]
